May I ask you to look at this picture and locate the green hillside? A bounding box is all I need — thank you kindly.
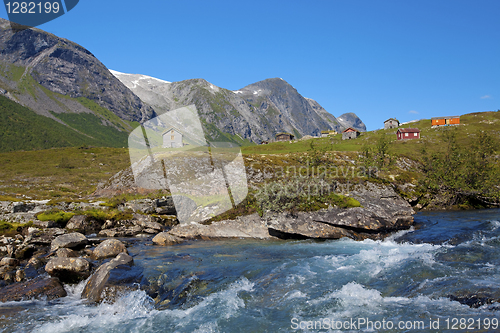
[0,95,129,152]
[243,110,500,156]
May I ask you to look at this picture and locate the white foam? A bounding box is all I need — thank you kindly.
[159,277,254,321]
[33,290,156,333]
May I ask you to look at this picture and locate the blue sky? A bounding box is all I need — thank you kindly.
[1,0,499,130]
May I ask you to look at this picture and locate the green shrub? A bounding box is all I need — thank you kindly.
[0,221,13,232]
[254,176,361,214]
[37,210,75,224]
[80,208,133,222]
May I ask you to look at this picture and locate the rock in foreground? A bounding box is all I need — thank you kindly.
[81,253,134,303]
[0,277,66,302]
[168,214,272,240]
[164,183,415,241]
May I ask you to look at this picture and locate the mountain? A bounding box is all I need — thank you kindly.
[336,112,367,132]
[0,18,155,151]
[112,71,345,143]
[235,78,344,137]
[0,18,364,151]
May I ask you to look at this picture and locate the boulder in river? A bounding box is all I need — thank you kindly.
[45,257,91,283]
[132,214,163,231]
[81,252,135,303]
[168,213,272,240]
[93,239,127,260]
[152,232,183,245]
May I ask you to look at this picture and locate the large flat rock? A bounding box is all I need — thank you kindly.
[266,183,414,239]
[168,213,272,240]
[0,277,66,302]
[51,232,88,251]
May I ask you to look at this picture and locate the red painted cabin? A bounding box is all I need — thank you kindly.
[397,128,420,140]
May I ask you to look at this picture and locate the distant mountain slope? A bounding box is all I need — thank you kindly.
[0,95,128,152]
[0,18,154,124]
[0,18,157,151]
[337,112,367,132]
[112,71,345,143]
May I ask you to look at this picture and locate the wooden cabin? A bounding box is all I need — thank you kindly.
[342,127,360,140]
[431,116,460,126]
[384,118,400,129]
[275,132,294,142]
[397,128,420,140]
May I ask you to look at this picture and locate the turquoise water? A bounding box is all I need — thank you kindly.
[2,209,500,332]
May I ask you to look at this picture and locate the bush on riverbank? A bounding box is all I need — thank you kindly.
[255,177,361,215]
[419,128,500,208]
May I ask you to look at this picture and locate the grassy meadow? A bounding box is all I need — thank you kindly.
[0,110,499,203]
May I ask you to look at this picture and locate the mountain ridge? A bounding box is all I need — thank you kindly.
[111,71,365,143]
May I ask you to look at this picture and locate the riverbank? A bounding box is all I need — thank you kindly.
[1,209,500,332]
[0,178,419,301]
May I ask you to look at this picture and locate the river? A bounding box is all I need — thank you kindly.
[1,209,500,332]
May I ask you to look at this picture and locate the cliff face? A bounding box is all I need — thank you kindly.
[0,18,155,124]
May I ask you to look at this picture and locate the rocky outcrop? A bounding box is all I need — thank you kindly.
[45,257,91,283]
[161,183,415,241]
[81,252,134,303]
[0,276,67,302]
[267,183,414,240]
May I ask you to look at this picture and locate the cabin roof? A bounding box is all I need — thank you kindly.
[161,126,183,136]
[397,128,420,133]
[431,116,460,120]
[276,132,293,136]
[384,118,399,123]
[342,127,360,133]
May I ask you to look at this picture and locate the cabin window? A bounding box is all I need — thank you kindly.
[405,133,408,137]
[171,135,175,140]
[414,133,417,137]
[171,130,174,134]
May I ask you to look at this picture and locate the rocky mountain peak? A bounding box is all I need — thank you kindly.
[337,112,367,132]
